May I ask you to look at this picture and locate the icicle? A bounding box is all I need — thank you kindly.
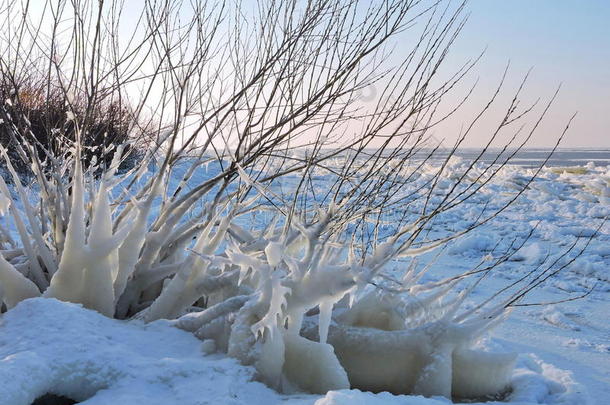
[0,190,10,216]
[44,143,87,303]
[80,180,121,316]
[0,253,40,308]
[318,299,334,344]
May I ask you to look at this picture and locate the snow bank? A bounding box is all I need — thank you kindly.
[0,298,279,405]
[0,298,589,405]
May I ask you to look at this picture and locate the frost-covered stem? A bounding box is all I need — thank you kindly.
[0,176,47,289]
[174,295,251,332]
[0,147,57,275]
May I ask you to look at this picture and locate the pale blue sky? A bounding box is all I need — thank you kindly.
[31,0,606,148]
[112,0,610,148]
[442,0,610,147]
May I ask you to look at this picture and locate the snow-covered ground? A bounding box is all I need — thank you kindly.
[0,298,595,405]
[0,156,608,405]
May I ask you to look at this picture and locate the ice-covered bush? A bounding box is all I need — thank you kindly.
[0,0,590,402]
[0,136,570,400]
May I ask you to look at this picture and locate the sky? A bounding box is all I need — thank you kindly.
[439,0,610,148]
[15,0,609,149]
[97,0,610,149]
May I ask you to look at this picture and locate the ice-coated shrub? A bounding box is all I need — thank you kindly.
[0,0,585,401]
[0,138,526,400]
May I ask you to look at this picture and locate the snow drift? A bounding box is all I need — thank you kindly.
[0,298,591,405]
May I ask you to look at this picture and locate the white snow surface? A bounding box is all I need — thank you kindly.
[0,298,593,405]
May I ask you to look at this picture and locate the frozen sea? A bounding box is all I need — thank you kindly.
[417,148,610,167]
